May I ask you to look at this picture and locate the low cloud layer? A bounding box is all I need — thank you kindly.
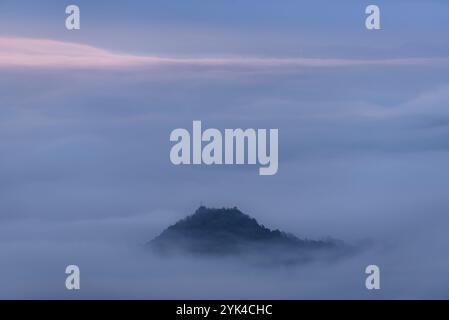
[1,213,448,299]
[1,11,449,297]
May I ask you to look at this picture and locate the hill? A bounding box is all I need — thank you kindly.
[149,206,349,265]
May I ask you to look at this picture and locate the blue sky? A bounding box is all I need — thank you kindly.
[1,0,448,57]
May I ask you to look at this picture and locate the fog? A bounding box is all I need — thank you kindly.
[0,211,448,299]
[1,64,449,298]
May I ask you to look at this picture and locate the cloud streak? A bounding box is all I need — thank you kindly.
[1,37,448,70]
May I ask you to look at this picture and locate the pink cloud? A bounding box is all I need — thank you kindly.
[0,37,448,69]
[0,37,163,68]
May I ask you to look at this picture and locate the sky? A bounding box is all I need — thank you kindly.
[0,0,449,299]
